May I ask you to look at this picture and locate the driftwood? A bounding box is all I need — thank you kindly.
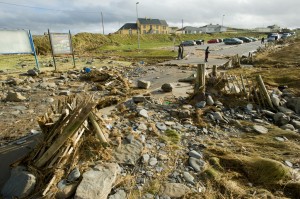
[194,64,206,94]
[256,75,274,109]
[89,113,109,143]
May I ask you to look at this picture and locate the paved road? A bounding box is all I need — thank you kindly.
[163,41,263,66]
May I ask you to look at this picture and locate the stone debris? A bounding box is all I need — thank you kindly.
[5,91,27,102]
[137,80,151,89]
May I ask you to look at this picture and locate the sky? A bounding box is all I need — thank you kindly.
[0,0,298,35]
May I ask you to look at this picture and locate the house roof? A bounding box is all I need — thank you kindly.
[119,23,137,30]
[177,26,201,31]
[138,18,168,26]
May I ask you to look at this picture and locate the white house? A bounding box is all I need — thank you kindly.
[176,26,202,34]
[199,24,227,33]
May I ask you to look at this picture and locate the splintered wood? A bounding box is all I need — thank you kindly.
[15,95,113,197]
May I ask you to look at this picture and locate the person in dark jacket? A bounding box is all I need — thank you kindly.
[177,45,182,60]
[204,46,210,62]
[180,44,184,59]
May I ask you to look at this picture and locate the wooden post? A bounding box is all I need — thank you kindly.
[194,64,206,93]
[48,29,57,71]
[256,75,274,109]
[233,75,242,92]
[212,65,217,77]
[240,74,247,94]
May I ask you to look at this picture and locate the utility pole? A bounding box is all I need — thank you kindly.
[182,19,184,34]
[136,2,140,49]
[101,12,105,35]
[222,14,225,27]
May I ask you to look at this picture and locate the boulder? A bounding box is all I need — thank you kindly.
[206,95,214,106]
[1,167,36,198]
[273,112,290,126]
[253,125,268,134]
[286,97,300,114]
[137,80,151,89]
[108,190,127,199]
[160,183,190,198]
[161,83,173,92]
[112,140,143,165]
[5,91,26,102]
[27,69,38,76]
[189,157,206,172]
[75,163,120,199]
[291,120,300,129]
[280,124,295,131]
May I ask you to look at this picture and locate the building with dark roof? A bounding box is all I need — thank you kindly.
[116,18,169,35]
[137,18,169,34]
[116,23,138,35]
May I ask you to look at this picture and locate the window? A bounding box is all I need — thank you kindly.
[156,25,159,29]
[150,25,152,29]
[163,26,166,30]
[143,25,146,29]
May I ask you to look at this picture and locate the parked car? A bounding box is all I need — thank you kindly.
[195,39,204,45]
[281,33,291,39]
[181,40,196,46]
[248,37,258,41]
[237,37,252,43]
[267,36,276,42]
[207,39,219,44]
[224,38,243,45]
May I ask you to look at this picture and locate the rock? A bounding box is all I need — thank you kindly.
[46,97,55,103]
[1,167,36,198]
[178,110,191,119]
[189,157,206,172]
[112,140,143,165]
[230,85,241,93]
[138,123,148,131]
[5,91,26,102]
[286,97,300,114]
[160,183,190,198]
[274,137,285,142]
[271,94,280,107]
[59,90,71,96]
[142,154,150,163]
[56,183,78,199]
[39,82,57,89]
[126,134,134,143]
[206,95,214,106]
[156,122,167,131]
[195,101,206,108]
[67,167,80,182]
[262,110,275,117]
[253,125,268,134]
[149,157,158,166]
[137,80,151,89]
[7,77,24,85]
[188,150,202,159]
[161,83,173,92]
[212,112,224,121]
[246,104,253,111]
[139,109,149,118]
[291,120,300,129]
[75,163,121,199]
[183,172,194,184]
[280,124,295,131]
[109,189,127,199]
[278,106,294,116]
[284,160,293,168]
[27,69,38,76]
[273,112,290,126]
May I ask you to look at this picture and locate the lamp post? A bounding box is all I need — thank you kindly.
[136,2,140,49]
[222,14,225,27]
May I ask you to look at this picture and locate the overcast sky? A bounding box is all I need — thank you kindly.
[0,0,298,34]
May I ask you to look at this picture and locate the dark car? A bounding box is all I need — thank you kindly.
[207,39,219,44]
[181,40,196,46]
[195,39,204,45]
[224,38,243,45]
[237,37,252,43]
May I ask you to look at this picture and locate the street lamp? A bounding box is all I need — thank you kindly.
[222,14,225,27]
[136,2,140,49]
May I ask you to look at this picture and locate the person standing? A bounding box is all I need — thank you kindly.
[261,37,265,44]
[180,44,184,59]
[204,46,210,62]
[177,45,182,60]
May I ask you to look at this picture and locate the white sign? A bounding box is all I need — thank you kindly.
[0,30,33,54]
[50,33,72,55]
